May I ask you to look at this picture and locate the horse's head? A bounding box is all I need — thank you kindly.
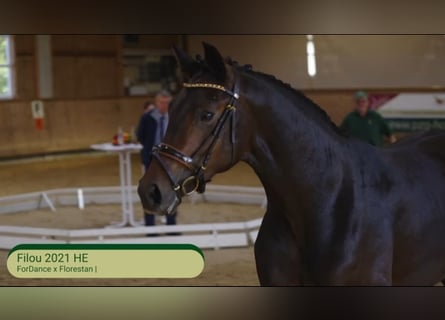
[138,42,251,215]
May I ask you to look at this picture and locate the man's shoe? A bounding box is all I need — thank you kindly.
[166,232,182,236]
[146,233,160,237]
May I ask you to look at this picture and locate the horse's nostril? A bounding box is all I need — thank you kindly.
[148,184,162,206]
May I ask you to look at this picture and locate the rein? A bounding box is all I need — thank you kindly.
[151,81,239,209]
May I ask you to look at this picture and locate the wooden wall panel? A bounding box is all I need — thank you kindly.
[123,35,180,50]
[53,56,118,98]
[52,56,76,98]
[14,35,35,55]
[52,35,116,54]
[12,35,37,100]
[303,91,355,125]
[0,98,149,157]
[75,57,117,98]
[0,101,44,155]
[51,35,120,99]
[15,56,36,99]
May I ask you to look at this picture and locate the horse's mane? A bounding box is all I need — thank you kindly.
[225,57,344,135]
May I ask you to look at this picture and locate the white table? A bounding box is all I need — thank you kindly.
[90,142,143,227]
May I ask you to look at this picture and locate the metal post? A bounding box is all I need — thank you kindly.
[77,188,84,210]
[124,151,141,226]
[41,193,56,212]
[107,152,128,228]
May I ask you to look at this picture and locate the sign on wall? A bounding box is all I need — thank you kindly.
[31,100,45,131]
[376,93,445,132]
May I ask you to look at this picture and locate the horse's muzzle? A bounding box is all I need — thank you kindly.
[138,182,180,215]
[138,183,161,212]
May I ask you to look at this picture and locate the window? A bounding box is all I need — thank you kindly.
[306,35,317,77]
[123,49,179,95]
[0,35,14,98]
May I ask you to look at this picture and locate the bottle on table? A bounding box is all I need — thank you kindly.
[117,126,124,145]
[130,126,136,143]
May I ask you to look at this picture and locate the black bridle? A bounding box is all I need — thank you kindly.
[151,81,239,211]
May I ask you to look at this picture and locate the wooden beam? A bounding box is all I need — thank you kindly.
[52,51,117,57]
[115,35,124,97]
[35,35,53,99]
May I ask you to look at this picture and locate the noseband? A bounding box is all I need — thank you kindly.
[151,81,239,205]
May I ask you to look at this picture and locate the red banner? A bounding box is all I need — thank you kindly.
[368,93,398,110]
[35,118,44,131]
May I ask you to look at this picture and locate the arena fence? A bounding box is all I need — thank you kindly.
[0,185,266,250]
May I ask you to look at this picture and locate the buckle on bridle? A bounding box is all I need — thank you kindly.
[181,175,200,196]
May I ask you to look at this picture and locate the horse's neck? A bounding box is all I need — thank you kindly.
[243,88,349,214]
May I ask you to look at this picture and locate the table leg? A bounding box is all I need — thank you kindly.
[124,151,142,227]
[104,150,143,228]
[106,152,129,228]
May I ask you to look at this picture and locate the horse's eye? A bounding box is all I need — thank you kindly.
[200,111,214,122]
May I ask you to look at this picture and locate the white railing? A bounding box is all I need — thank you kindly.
[0,185,267,250]
[0,184,267,215]
[0,218,263,250]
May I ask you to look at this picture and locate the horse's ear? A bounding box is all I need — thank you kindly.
[202,42,226,83]
[172,45,200,81]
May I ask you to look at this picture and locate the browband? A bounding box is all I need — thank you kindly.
[183,82,239,100]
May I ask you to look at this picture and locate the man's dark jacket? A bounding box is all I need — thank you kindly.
[136,110,158,167]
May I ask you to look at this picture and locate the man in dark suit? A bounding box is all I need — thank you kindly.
[136,90,179,230]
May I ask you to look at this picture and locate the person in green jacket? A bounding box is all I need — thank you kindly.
[340,90,397,146]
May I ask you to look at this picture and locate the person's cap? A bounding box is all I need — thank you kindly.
[354,90,368,100]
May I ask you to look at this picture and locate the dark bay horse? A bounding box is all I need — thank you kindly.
[138,42,445,285]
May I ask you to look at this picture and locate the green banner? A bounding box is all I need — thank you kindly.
[386,118,445,132]
[7,244,205,279]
